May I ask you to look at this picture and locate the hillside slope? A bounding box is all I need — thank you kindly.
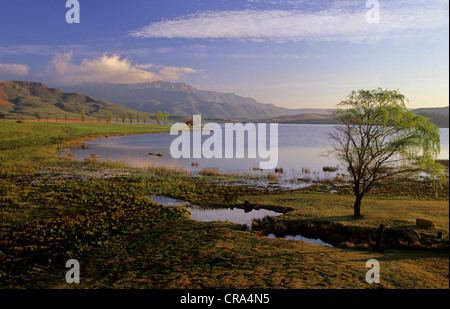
[0,81,139,120]
[413,106,449,128]
[64,81,334,120]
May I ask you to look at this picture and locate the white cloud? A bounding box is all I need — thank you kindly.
[129,1,448,43]
[159,66,197,80]
[46,52,197,85]
[0,63,29,76]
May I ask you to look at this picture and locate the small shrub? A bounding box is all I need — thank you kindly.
[323,166,339,172]
[274,222,288,234]
[199,168,221,176]
[267,173,277,181]
[338,241,355,248]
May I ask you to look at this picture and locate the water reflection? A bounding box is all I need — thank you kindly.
[150,195,282,228]
[69,125,449,181]
[266,233,334,247]
[151,195,335,246]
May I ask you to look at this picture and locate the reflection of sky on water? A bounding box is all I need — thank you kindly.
[70,125,449,179]
[439,128,449,159]
[150,195,282,228]
[189,206,282,227]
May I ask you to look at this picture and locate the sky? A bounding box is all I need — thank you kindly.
[0,0,448,109]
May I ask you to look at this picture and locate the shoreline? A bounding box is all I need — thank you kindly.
[0,121,448,289]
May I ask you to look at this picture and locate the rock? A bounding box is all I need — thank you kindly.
[403,228,421,243]
[243,200,253,213]
[416,219,436,229]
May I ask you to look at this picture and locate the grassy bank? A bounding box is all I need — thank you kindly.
[0,121,170,151]
[0,121,448,289]
[0,121,170,176]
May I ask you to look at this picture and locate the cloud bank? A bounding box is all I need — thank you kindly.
[0,63,29,76]
[130,2,448,43]
[46,52,197,85]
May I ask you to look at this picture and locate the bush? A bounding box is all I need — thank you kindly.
[323,166,339,172]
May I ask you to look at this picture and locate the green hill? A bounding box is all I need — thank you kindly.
[0,81,142,121]
[412,106,449,128]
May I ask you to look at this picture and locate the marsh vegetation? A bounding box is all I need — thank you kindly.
[0,121,448,289]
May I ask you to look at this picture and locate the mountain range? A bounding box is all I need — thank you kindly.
[0,80,448,127]
[62,81,334,120]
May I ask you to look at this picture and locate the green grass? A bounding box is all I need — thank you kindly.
[0,120,448,289]
[0,121,170,176]
[0,121,170,151]
[240,192,449,230]
[10,219,449,289]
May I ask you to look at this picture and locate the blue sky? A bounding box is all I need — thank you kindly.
[0,0,448,109]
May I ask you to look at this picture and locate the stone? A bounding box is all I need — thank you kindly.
[416,219,436,229]
[403,228,421,243]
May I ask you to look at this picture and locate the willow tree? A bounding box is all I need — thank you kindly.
[328,88,441,217]
[155,111,163,124]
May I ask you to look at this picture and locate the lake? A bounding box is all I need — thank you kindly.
[70,124,449,185]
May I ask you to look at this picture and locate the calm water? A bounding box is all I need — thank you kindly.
[70,124,449,181]
[150,195,282,228]
[151,195,331,246]
[267,233,334,247]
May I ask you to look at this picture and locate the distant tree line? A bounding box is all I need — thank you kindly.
[34,110,171,125]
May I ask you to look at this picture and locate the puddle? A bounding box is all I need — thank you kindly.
[150,195,282,228]
[151,195,333,247]
[151,195,190,206]
[266,233,334,247]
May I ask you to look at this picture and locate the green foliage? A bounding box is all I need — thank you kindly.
[155,111,169,124]
[128,111,135,124]
[329,88,442,216]
[162,111,170,124]
[0,179,190,278]
[35,112,42,122]
[142,113,149,124]
[155,111,163,124]
[104,110,113,123]
[120,110,127,124]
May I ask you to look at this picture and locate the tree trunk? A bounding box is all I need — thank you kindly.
[375,223,385,252]
[354,195,362,217]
